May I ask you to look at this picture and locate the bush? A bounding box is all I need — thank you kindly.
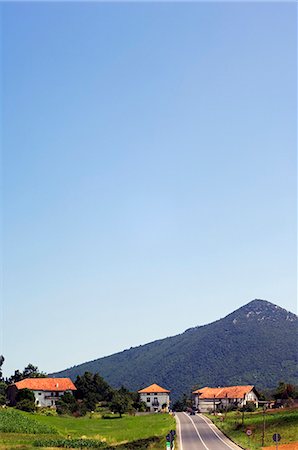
[111,436,161,449]
[37,407,58,416]
[0,382,7,405]
[56,393,87,416]
[217,403,238,413]
[16,388,35,403]
[240,401,256,412]
[16,399,36,412]
[15,388,35,412]
[33,438,106,448]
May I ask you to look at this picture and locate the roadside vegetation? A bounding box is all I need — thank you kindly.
[208,408,298,449]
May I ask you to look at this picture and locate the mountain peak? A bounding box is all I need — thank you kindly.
[226,299,297,324]
[51,299,298,399]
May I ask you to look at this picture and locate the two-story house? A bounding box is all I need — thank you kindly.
[138,383,170,412]
[192,385,259,412]
[7,377,77,407]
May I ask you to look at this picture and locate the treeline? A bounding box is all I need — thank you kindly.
[0,357,146,417]
[56,372,145,417]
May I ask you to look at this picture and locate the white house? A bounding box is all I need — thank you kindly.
[192,385,259,412]
[7,377,77,407]
[138,383,170,412]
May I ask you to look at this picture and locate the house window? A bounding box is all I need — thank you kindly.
[147,397,150,403]
[38,393,42,395]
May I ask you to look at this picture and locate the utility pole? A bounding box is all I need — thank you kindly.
[241,395,245,427]
[262,405,266,447]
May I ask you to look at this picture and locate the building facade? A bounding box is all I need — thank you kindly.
[7,378,77,408]
[192,385,259,412]
[138,383,170,412]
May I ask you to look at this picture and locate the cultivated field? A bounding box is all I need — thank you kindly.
[209,408,298,450]
[0,408,175,450]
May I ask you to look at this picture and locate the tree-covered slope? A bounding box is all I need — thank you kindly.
[50,300,298,400]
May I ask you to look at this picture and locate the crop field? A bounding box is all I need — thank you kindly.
[0,409,175,450]
[208,408,298,450]
[0,409,58,434]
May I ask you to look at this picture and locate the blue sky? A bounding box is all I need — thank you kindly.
[1,2,297,377]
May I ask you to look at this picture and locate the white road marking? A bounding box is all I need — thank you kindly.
[198,414,241,450]
[182,412,210,450]
[175,414,183,450]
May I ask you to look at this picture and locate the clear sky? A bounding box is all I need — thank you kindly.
[1,2,297,378]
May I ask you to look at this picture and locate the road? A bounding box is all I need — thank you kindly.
[175,412,243,450]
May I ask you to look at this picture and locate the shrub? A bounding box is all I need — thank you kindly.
[240,402,256,412]
[37,407,58,416]
[33,438,106,448]
[15,388,35,412]
[111,436,161,449]
[16,399,36,412]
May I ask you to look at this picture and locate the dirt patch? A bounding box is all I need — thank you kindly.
[262,444,298,450]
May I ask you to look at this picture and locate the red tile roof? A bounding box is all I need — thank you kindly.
[138,383,170,393]
[14,378,76,392]
[192,385,255,399]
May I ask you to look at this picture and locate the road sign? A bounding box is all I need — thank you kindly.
[246,429,252,436]
[273,433,281,442]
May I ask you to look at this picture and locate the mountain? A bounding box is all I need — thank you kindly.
[50,300,298,400]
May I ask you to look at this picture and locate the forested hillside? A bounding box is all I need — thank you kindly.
[51,300,298,400]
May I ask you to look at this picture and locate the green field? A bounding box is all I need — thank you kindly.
[208,408,298,449]
[0,409,175,450]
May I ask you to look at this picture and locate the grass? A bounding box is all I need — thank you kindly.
[0,408,175,450]
[30,412,175,444]
[208,408,298,449]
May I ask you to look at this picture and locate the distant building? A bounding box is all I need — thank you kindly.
[7,378,77,408]
[192,385,259,412]
[138,383,170,412]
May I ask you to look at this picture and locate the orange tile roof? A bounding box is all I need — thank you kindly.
[138,383,170,393]
[192,385,254,399]
[14,378,76,392]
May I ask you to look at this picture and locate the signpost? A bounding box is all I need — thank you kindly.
[272,433,281,450]
[246,428,252,448]
[166,430,176,449]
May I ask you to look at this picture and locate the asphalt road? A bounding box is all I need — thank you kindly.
[176,412,243,450]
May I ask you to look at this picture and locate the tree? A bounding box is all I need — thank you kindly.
[8,370,23,384]
[273,382,298,400]
[75,372,113,410]
[0,356,4,381]
[8,364,46,384]
[0,382,7,405]
[172,394,192,412]
[56,392,86,416]
[129,391,147,412]
[110,391,131,418]
[22,363,46,379]
[15,388,35,412]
